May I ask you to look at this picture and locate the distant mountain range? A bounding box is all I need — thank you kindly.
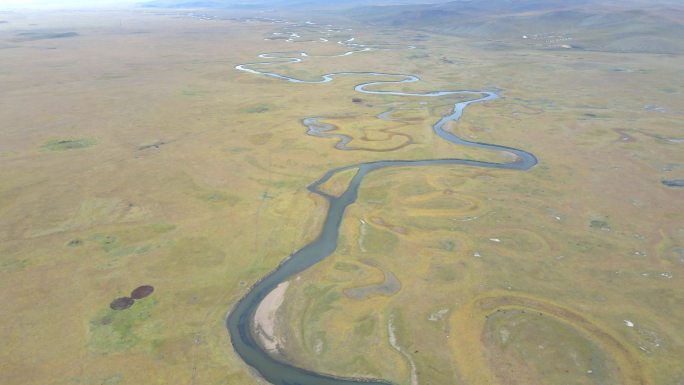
[141,0,684,54]
[141,0,444,10]
[344,0,684,53]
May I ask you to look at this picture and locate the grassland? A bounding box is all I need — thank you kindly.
[0,7,683,385]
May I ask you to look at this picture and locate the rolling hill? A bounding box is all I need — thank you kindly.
[344,0,684,53]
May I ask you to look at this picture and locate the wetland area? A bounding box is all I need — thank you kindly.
[0,2,683,385]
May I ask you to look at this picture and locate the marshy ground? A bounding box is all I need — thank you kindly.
[0,7,682,385]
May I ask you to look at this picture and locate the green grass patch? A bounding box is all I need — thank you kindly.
[363,226,399,254]
[0,258,30,272]
[334,262,360,272]
[151,223,176,233]
[303,284,340,322]
[198,192,241,205]
[240,103,275,114]
[41,138,96,151]
[88,298,161,354]
[94,235,120,253]
[181,89,209,97]
[354,315,376,337]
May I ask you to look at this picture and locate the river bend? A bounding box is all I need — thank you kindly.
[226,48,538,385]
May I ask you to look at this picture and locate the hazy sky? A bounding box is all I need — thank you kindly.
[1,0,137,9]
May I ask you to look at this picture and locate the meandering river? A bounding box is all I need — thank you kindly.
[226,45,538,385]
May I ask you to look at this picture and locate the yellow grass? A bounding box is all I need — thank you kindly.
[0,8,682,385]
